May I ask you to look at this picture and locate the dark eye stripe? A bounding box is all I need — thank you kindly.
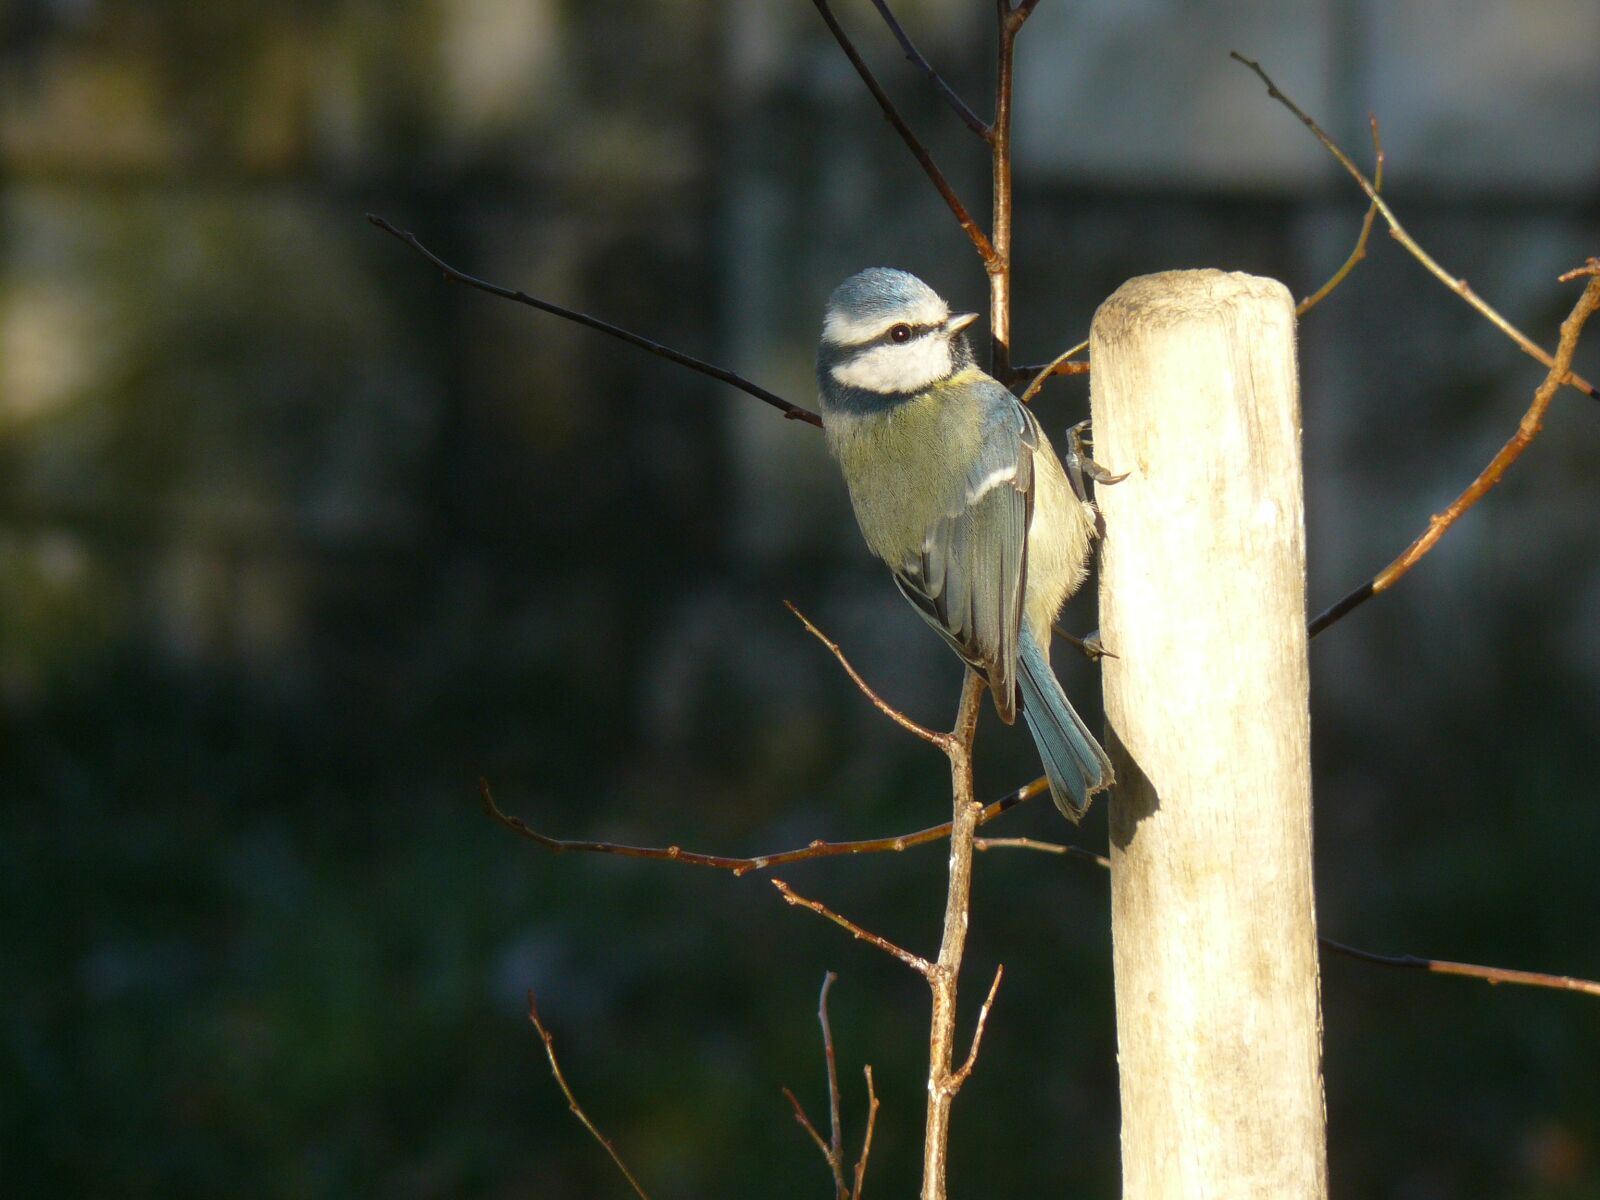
[869,320,941,348]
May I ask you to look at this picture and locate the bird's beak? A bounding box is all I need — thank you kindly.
[945,311,980,335]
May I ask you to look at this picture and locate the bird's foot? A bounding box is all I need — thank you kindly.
[1053,624,1117,662]
[1064,419,1128,503]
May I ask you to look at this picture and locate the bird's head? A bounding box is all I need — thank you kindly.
[817,268,979,401]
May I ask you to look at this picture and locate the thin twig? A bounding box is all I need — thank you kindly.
[772,878,934,974]
[980,834,1600,999]
[811,0,997,266]
[783,1087,835,1162]
[986,3,1022,377]
[1320,938,1600,999]
[853,1066,880,1200]
[786,600,950,747]
[948,964,1005,1090]
[1296,113,1385,317]
[788,975,879,1199]
[527,991,651,1200]
[820,973,848,1200]
[1018,339,1089,404]
[975,835,1109,868]
[479,776,1048,876]
[365,214,822,427]
[1229,54,1598,402]
[1309,262,1600,636]
[867,0,992,139]
[1010,358,1091,388]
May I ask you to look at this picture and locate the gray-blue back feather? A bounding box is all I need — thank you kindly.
[890,383,1037,722]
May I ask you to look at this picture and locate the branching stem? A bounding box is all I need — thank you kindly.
[1310,262,1600,636]
[1231,54,1597,402]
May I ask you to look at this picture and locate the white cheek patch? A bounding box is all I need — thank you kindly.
[822,293,950,347]
[830,338,953,394]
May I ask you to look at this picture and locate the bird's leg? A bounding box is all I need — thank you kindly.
[1060,418,1123,665]
[1063,419,1128,503]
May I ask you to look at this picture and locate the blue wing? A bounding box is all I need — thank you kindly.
[891,389,1038,723]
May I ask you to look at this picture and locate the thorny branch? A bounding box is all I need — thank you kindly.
[527,991,651,1200]
[1309,261,1600,636]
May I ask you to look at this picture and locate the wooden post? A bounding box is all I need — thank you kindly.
[1090,271,1328,1199]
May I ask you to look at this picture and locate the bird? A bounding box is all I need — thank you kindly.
[816,267,1113,819]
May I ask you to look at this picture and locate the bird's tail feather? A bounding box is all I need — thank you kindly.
[1016,632,1113,821]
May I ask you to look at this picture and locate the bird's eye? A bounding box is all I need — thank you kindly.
[889,323,913,343]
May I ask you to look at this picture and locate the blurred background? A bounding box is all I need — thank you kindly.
[3,1,1598,1196]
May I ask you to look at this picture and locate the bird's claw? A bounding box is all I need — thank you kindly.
[1064,419,1128,502]
[1053,624,1117,662]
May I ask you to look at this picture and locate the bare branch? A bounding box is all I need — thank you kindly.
[1321,938,1600,999]
[820,973,848,1200]
[866,0,992,139]
[788,975,880,1200]
[1228,54,1598,403]
[920,670,987,1198]
[1009,358,1091,389]
[852,1066,881,1200]
[948,964,1005,1090]
[1309,262,1600,636]
[982,829,1600,1000]
[771,878,934,976]
[527,991,651,1200]
[786,601,951,748]
[811,1,997,266]
[1296,113,1385,317]
[951,662,987,749]
[986,4,1023,377]
[1018,339,1090,404]
[783,1087,835,1163]
[750,844,993,1187]
[975,835,1109,868]
[479,776,1048,876]
[365,214,821,427]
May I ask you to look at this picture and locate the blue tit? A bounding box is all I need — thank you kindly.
[816,267,1113,820]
